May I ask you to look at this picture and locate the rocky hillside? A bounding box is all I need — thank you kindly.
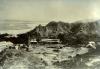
[27,21,71,38]
[26,20,98,39]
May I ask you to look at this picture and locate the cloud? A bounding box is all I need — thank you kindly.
[0,0,100,22]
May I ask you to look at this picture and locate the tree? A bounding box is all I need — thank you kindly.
[57,33,65,43]
[35,32,41,43]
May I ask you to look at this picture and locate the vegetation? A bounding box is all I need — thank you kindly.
[0,21,98,47]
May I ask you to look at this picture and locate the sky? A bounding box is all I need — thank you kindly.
[0,0,100,23]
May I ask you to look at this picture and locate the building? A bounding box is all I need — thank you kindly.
[40,38,60,44]
[30,39,37,44]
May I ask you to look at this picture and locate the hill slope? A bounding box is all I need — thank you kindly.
[26,20,98,38]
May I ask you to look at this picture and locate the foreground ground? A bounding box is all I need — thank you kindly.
[0,44,99,69]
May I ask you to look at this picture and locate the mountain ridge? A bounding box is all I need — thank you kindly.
[26,20,98,38]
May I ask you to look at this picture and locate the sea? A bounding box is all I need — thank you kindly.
[0,21,47,34]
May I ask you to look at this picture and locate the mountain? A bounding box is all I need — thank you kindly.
[28,21,71,38]
[26,20,98,39]
[1,20,98,45]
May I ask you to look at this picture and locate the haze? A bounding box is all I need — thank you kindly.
[0,0,100,23]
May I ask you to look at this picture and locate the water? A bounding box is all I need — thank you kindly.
[0,23,37,34]
[0,20,48,34]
